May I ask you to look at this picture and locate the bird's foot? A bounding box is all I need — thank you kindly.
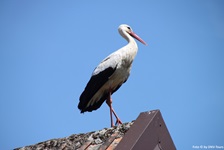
[115,118,122,126]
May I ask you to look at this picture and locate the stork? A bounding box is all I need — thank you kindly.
[78,24,147,127]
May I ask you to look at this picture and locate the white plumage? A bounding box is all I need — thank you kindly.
[78,24,146,126]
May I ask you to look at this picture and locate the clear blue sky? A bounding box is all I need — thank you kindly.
[0,1,224,149]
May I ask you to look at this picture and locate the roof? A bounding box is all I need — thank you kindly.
[14,122,134,150]
[15,110,176,150]
[116,110,176,150]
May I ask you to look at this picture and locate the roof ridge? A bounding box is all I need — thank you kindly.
[15,122,134,150]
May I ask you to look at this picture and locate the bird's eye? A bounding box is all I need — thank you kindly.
[127,26,131,30]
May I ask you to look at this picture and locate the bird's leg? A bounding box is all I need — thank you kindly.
[106,91,114,127]
[106,91,122,127]
[111,108,122,125]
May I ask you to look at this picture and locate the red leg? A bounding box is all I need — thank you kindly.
[106,92,114,127]
[106,91,122,127]
[111,108,122,125]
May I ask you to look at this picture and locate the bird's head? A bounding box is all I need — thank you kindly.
[118,24,147,45]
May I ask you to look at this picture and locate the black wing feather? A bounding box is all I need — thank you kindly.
[78,66,116,113]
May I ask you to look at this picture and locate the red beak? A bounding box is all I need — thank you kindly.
[129,31,147,45]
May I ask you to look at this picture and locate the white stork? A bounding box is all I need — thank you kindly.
[78,24,147,127]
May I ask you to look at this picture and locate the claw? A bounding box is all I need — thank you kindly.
[115,119,122,126]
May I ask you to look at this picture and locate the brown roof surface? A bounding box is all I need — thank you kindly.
[15,122,134,150]
[15,110,176,150]
[116,110,176,150]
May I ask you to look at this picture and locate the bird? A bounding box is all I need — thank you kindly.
[78,24,147,127]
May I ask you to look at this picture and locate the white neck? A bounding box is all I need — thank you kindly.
[119,30,137,48]
[117,29,138,64]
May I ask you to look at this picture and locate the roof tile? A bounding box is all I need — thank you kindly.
[15,122,134,150]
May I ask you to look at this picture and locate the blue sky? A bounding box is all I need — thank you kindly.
[0,1,224,149]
